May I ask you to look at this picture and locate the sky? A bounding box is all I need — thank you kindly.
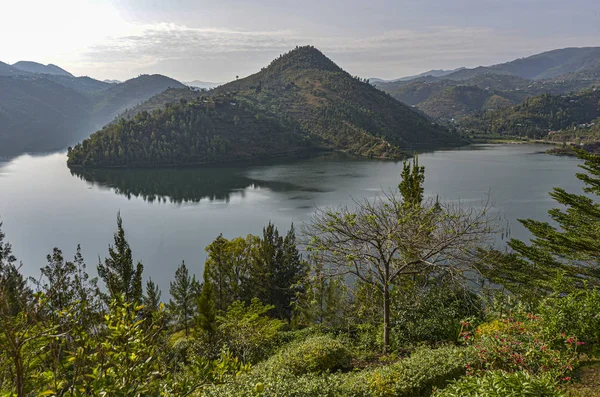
[1,0,599,82]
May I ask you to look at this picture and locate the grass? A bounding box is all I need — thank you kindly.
[564,359,600,396]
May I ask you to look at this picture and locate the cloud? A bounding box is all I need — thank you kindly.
[78,22,599,81]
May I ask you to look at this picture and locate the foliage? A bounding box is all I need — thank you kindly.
[202,224,307,322]
[169,260,200,336]
[537,288,600,346]
[67,95,313,167]
[485,149,600,295]
[304,157,495,351]
[462,311,581,379]
[434,370,564,397]
[97,212,144,304]
[217,299,285,363]
[338,345,474,397]
[258,335,353,376]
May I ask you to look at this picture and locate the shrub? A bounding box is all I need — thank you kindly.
[202,345,474,397]
[338,345,475,397]
[464,314,581,379]
[258,334,353,376]
[217,299,285,363]
[201,371,343,397]
[538,288,600,347]
[434,370,564,397]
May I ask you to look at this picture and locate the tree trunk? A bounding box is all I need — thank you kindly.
[383,286,390,354]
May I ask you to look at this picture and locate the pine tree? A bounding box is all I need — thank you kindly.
[399,156,425,207]
[505,149,600,293]
[97,213,144,304]
[169,261,199,336]
[196,282,216,338]
[274,224,307,321]
[143,278,162,316]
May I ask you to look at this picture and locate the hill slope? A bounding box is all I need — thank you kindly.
[0,76,93,154]
[375,48,600,121]
[118,46,462,163]
[67,96,316,167]
[0,73,185,156]
[459,89,600,138]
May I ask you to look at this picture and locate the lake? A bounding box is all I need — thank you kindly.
[0,144,583,295]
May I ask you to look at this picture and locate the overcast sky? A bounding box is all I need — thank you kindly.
[2,0,599,82]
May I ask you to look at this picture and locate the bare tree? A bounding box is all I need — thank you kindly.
[303,190,496,353]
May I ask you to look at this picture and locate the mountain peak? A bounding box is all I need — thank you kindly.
[266,45,342,73]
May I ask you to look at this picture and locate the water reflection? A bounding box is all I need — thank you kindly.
[70,166,308,204]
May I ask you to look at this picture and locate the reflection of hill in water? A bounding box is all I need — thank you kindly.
[71,167,305,204]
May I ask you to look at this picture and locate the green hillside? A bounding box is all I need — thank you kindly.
[67,96,316,167]
[459,89,600,138]
[113,46,462,165]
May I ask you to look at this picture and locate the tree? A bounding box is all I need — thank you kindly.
[490,149,600,295]
[97,213,144,304]
[217,299,284,363]
[143,278,162,321]
[304,159,495,353]
[169,261,199,336]
[250,223,307,321]
[203,234,257,311]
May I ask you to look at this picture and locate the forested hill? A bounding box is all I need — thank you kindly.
[459,88,600,138]
[211,46,463,153]
[117,46,464,162]
[66,96,317,168]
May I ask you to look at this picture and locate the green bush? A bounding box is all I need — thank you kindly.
[338,345,475,397]
[258,334,353,376]
[202,345,474,397]
[202,371,343,397]
[434,370,564,397]
[538,288,600,347]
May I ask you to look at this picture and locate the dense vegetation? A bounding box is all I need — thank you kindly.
[96,46,463,167]
[3,151,600,395]
[459,88,600,138]
[67,96,316,167]
[0,70,184,156]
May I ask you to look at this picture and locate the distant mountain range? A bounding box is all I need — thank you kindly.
[373,47,600,121]
[370,68,465,84]
[67,46,462,168]
[184,80,222,89]
[0,62,185,156]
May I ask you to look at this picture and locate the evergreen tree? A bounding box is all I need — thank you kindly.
[97,213,144,304]
[196,282,217,338]
[143,278,162,318]
[0,222,30,316]
[274,224,307,321]
[169,261,199,336]
[399,156,425,207]
[496,149,600,294]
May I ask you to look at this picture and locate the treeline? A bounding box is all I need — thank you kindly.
[460,88,600,138]
[2,154,600,395]
[67,97,312,168]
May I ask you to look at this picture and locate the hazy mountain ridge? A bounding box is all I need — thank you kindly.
[0,67,186,156]
[375,47,600,121]
[11,61,74,77]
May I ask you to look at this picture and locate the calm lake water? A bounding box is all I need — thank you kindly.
[0,144,583,294]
